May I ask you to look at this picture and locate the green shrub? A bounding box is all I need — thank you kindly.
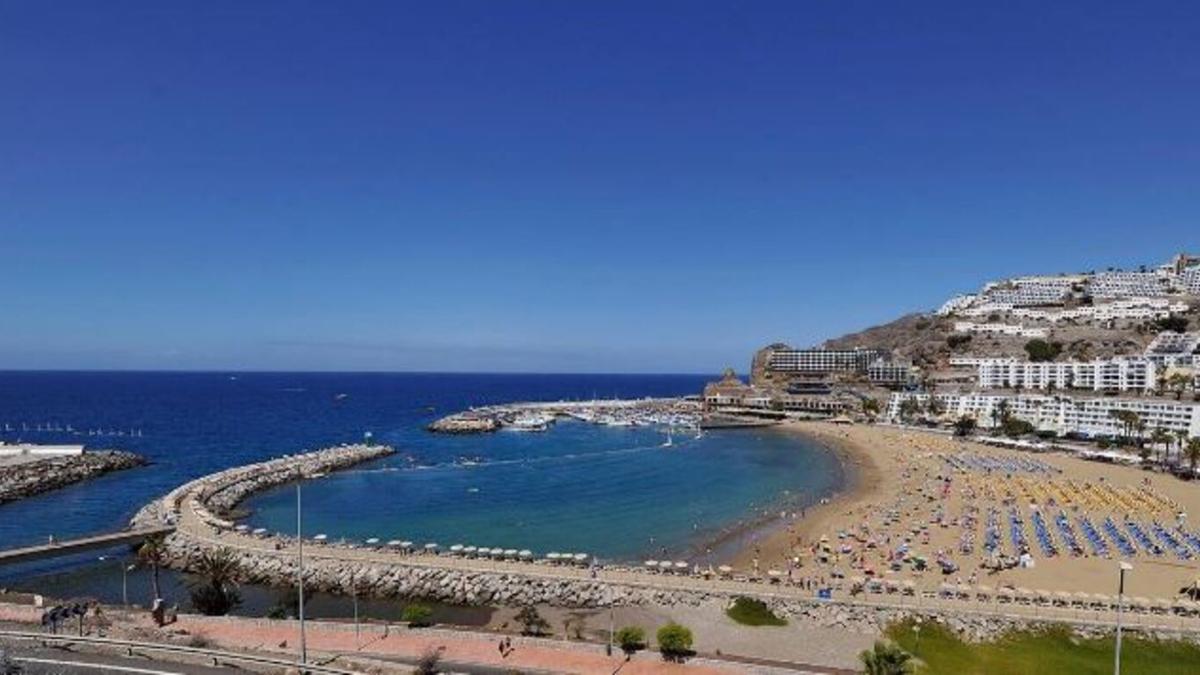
[725,597,787,626]
[401,604,434,628]
[657,622,694,661]
[615,625,646,655]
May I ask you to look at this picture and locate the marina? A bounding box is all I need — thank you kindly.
[428,397,703,434]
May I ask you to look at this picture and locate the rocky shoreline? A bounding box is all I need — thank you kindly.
[0,451,147,505]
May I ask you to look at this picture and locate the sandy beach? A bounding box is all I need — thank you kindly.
[733,421,1200,601]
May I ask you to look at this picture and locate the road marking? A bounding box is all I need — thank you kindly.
[14,656,193,675]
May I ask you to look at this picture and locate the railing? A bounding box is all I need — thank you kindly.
[0,629,362,675]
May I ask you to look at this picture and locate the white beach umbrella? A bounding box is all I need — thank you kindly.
[674,561,688,572]
[234,524,249,533]
[658,561,673,571]
[644,560,658,569]
[547,552,561,562]
[400,540,414,549]
[366,538,381,545]
[463,546,477,556]
[449,544,464,554]
[504,548,518,558]
[518,549,533,560]
[574,553,588,564]
[313,534,328,542]
[424,543,439,552]
[252,528,268,536]
[717,565,733,576]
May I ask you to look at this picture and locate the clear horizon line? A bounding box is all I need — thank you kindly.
[0,367,732,377]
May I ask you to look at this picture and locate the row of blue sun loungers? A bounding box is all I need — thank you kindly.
[1103,517,1138,557]
[1031,510,1057,556]
[1077,516,1109,556]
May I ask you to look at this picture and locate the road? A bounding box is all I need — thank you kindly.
[0,643,240,675]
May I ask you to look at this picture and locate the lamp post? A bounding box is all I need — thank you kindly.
[1114,561,1132,675]
[297,483,308,667]
[98,557,134,605]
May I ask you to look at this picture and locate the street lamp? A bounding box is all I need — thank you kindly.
[297,482,308,667]
[98,556,135,605]
[1114,561,1133,675]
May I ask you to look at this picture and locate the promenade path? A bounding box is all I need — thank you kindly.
[0,526,175,566]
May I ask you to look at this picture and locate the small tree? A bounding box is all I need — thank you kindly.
[953,416,977,437]
[138,534,168,603]
[615,625,645,656]
[412,646,442,675]
[186,548,242,616]
[402,604,434,628]
[656,622,694,662]
[515,605,549,636]
[859,640,915,675]
[1187,438,1200,475]
[1024,339,1062,362]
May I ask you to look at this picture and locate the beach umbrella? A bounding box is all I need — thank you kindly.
[574,553,588,564]
[490,547,505,557]
[252,528,268,536]
[658,561,673,571]
[387,540,402,548]
[717,565,733,576]
[366,538,380,546]
[504,549,518,559]
[449,544,464,554]
[424,543,439,552]
[399,540,414,549]
[518,549,533,560]
[463,546,477,556]
[313,534,328,542]
[644,560,658,569]
[547,552,561,562]
[674,561,689,572]
[234,524,249,533]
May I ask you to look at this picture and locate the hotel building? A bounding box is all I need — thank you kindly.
[887,392,1200,439]
[967,357,1156,394]
[766,347,885,373]
[953,321,1048,339]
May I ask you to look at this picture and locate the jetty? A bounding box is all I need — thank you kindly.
[0,525,175,566]
[0,450,147,505]
[428,397,702,434]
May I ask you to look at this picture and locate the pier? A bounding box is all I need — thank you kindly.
[0,526,175,566]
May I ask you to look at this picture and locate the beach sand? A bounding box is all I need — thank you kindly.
[733,421,1200,601]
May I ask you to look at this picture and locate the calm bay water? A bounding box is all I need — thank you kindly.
[0,371,841,596]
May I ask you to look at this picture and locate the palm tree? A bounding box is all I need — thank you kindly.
[187,548,242,616]
[1167,373,1191,401]
[1151,428,1173,467]
[862,398,881,420]
[859,640,914,675]
[1187,438,1200,476]
[138,534,168,602]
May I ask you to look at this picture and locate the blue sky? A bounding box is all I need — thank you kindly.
[2,1,1198,373]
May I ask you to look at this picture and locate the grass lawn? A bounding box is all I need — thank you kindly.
[886,619,1200,675]
[725,597,787,626]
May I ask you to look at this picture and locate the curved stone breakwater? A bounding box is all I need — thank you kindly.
[0,451,146,505]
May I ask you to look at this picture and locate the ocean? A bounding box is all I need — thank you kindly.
[0,371,842,608]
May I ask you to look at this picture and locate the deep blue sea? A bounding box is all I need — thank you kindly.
[0,371,842,601]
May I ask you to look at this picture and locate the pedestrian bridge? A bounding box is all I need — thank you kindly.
[0,526,175,566]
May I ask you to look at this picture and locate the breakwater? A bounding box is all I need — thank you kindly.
[0,451,146,505]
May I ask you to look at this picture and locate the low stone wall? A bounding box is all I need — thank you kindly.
[0,451,146,505]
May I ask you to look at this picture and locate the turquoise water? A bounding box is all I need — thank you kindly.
[244,419,841,562]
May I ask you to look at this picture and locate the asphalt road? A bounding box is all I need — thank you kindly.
[0,644,243,675]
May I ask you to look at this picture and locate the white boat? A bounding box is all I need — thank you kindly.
[508,415,549,431]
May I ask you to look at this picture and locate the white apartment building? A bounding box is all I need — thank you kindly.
[887,392,1200,439]
[1008,298,1188,324]
[1181,266,1200,295]
[1144,332,1200,367]
[937,294,977,316]
[1088,271,1171,298]
[972,357,1156,394]
[767,348,884,373]
[953,321,1048,339]
[980,279,1074,307]
[867,358,916,387]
